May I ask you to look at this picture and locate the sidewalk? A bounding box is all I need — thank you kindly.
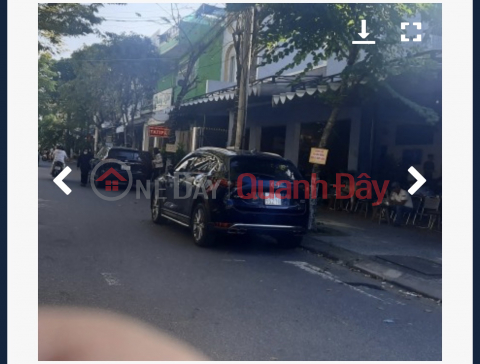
[302,207,442,300]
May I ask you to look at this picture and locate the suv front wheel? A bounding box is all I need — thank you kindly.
[191,203,216,247]
[151,192,166,224]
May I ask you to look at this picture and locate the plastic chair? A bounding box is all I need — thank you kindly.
[413,196,441,227]
[406,195,423,225]
[354,199,371,217]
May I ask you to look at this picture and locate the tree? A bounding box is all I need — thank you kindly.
[38,53,67,149]
[53,34,164,150]
[100,33,165,148]
[56,44,120,151]
[258,3,441,229]
[38,53,57,118]
[38,3,104,53]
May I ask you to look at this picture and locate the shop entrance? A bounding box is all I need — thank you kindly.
[260,126,286,157]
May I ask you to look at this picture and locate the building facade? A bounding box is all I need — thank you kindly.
[139,5,442,187]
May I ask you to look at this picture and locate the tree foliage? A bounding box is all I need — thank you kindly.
[38,34,165,151]
[38,53,57,118]
[38,3,104,53]
[101,33,165,147]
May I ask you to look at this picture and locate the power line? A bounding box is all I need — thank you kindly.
[103,19,169,24]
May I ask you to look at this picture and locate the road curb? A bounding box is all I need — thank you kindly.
[302,235,442,301]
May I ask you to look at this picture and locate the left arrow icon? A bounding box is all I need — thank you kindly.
[53,166,72,195]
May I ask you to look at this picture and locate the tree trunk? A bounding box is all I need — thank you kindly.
[94,126,99,153]
[308,106,341,230]
[168,58,197,145]
[123,113,127,146]
[130,110,137,149]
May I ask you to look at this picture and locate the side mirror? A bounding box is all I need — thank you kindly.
[167,165,174,175]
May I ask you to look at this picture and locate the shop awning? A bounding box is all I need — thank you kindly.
[271,83,341,106]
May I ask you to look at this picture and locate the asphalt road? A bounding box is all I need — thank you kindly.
[39,161,442,360]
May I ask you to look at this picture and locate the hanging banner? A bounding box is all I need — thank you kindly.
[309,148,329,165]
[149,126,170,138]
[153,89,173,111]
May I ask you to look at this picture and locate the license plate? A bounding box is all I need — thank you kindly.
[54,167,61,170]
[264,193,282,206]
[121,165,131,171]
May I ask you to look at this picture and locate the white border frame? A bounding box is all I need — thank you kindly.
[8,0,472,363]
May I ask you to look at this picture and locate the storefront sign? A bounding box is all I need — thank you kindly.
[153,89,173,111]
[149,126,170,138]
[309,148,329,165]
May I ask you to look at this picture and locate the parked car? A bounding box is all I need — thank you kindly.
[150,147,309,248]
[89,146,153,187]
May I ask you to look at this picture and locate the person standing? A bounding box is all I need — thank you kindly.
[423,154,435,181]
[151,148,164,181]
[77,148,93,187]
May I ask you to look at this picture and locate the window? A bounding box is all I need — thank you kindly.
[178,61,198,86]
[108,149,141,162]
[228,55,236,82]
[224,45,237,82]
[191,154,219,173]
[175,157,195,172]
[95,146,108,159]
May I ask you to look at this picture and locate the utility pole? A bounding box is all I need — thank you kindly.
[234,6,254,149]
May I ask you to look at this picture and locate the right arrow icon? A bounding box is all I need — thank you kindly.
[407,166,426,195]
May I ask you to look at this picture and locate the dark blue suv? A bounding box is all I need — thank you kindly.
[151,147,309,247]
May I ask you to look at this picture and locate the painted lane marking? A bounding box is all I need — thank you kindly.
[222,259,246,262]
[101,273,121,286]
[284,261,405,305]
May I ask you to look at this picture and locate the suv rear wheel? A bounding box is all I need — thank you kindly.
[191,203,216,247]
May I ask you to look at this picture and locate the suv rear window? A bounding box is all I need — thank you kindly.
[108,149,141,161]
[95,146,108,159]
[230,157,302,181]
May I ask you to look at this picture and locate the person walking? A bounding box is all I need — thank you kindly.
[77,148,93,187]
[423,154,435,181]
[151,148,164,181]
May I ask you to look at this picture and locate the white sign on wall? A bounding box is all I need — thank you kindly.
[165,143,177,153]
[153,89,173,111]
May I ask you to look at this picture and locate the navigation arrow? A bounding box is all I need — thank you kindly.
[358,19,370,39]
[407,166,426,195]
[53,166,72,195]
